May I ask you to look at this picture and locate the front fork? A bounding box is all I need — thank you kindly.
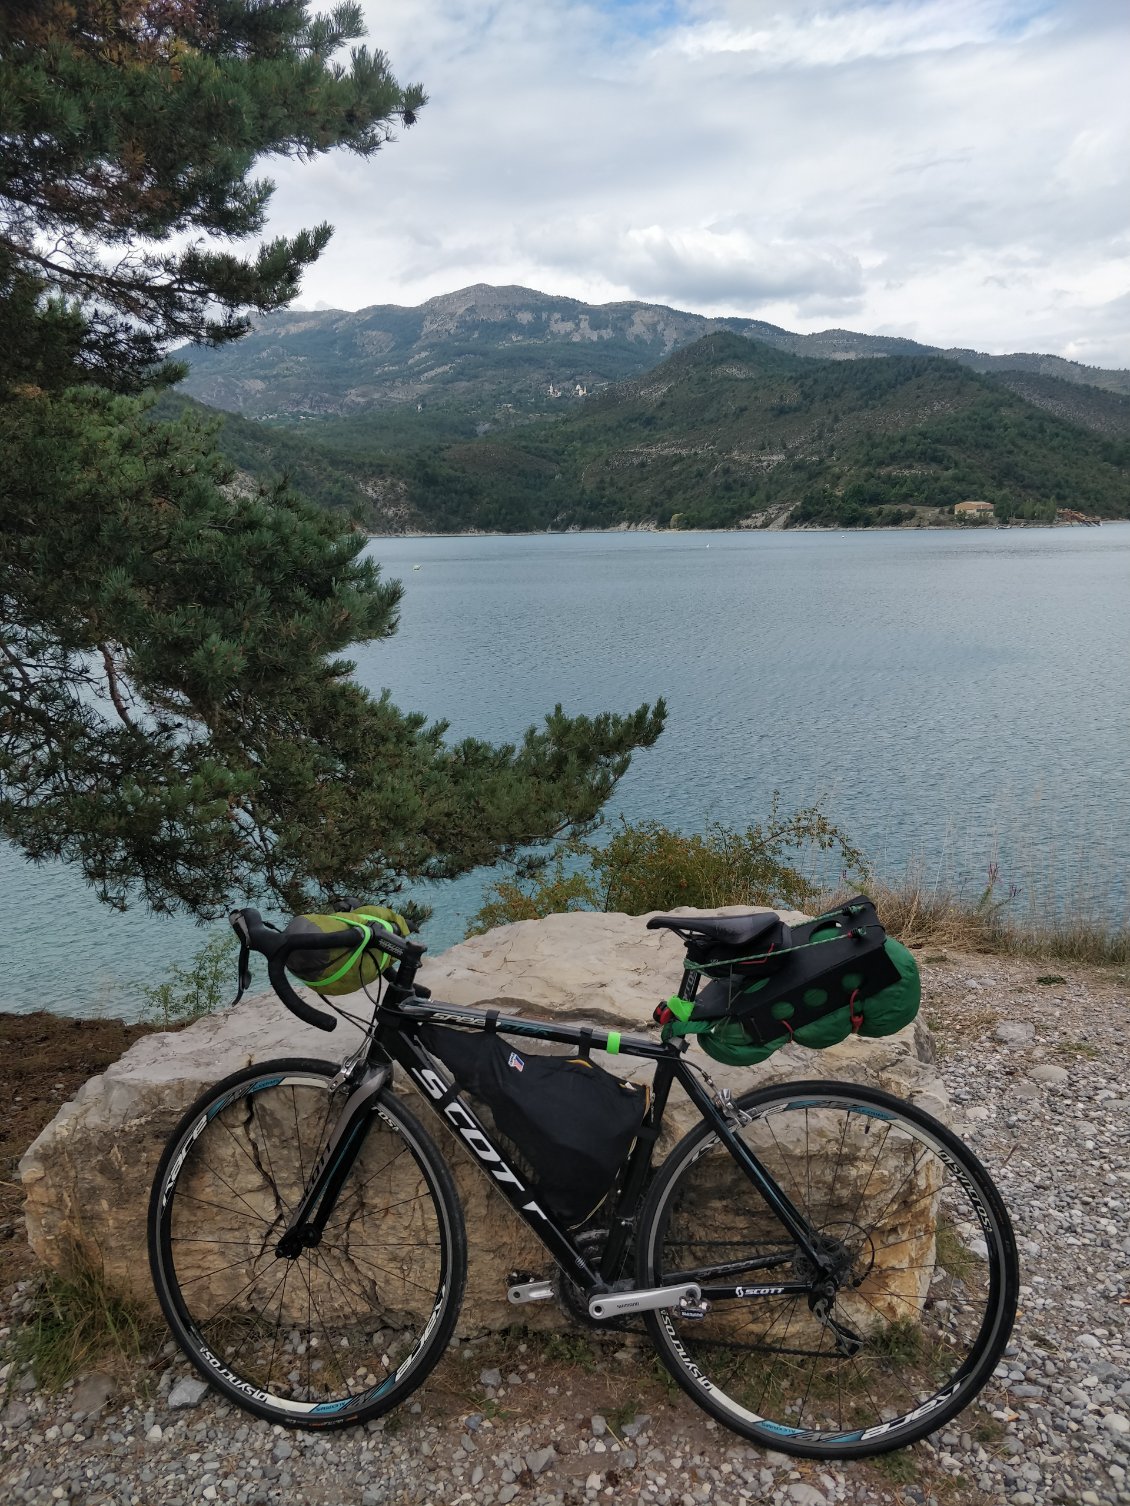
[275,1061,391,1258]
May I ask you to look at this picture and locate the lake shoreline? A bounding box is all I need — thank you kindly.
[368,518,1122,540]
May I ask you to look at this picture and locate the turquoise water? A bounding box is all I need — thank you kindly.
[3,523,1128,1018]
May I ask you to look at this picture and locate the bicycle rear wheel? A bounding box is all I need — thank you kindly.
[637,1080,1017,1458]
[149,1058,465,1427]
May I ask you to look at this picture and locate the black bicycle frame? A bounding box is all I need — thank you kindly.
[272,982,833,1302]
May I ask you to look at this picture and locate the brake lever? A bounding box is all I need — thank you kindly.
[226,936,253,1009]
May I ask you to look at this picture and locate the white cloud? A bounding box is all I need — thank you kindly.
[255,1,1130,364]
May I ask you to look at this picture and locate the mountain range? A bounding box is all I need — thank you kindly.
[174,285,1130,532]
[181,283,1130,423]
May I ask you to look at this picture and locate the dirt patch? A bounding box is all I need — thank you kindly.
[0,1012,155,1292]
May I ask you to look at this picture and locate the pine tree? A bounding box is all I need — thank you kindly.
[0,4,666,921]
[0,0,426,388]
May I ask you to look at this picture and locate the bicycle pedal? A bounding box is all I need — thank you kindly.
[678,1299,710,1321]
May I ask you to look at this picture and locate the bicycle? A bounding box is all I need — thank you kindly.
[147,906,1018,1459]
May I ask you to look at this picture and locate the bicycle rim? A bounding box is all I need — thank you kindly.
[149,1059,465,1427]
[638,1080,1017,1458]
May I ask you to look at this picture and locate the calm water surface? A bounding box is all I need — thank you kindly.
[3,524,1128,1017]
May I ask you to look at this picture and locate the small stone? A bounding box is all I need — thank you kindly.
[2,1400,30,1428]
[145,1424,163,1442]
[167,1376,210,1409]
[1079,1335,1102,1350]
[1028,1064,1068,1086]
[787,1485,828,1506]
[479,1368,502,1389]
[460,1432,475,1453]
[498,1487,520,1505]
[995,1021,1035,1045]
[591,1414,607,1437]
[527,1446,556,1475]
[1103,1412,1130,1436]
[70,1373,115,1420]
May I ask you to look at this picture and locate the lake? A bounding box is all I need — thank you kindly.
[3,523,1127,1018]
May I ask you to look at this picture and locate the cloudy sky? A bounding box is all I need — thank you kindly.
[265,0,1130,366]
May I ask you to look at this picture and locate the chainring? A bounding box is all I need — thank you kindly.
[553,1230,643,1332]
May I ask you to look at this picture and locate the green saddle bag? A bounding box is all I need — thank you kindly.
[662,897,920,1066]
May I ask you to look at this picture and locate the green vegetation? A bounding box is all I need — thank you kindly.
[5,1264,160,1392]
[0,3,424,392]
[871,1449,920,1484]
[180,286,788,420]
[476,819,1129,968]
[0,5,665,923]
[181,285,1130,426]
[183,332,1130,533]
[864,871,1128,968]
[140,933,238,1028]
[470,801,864,934]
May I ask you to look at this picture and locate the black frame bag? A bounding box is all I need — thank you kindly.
[420,1024,648,1226]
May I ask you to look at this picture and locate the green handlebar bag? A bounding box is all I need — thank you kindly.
[283,906,409,996]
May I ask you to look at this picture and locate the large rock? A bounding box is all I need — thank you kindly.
[21,909,945,1336]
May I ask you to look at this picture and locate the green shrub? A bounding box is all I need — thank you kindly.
[592,800,864,914]
[469,798,865,932]
[139,931,237,1028]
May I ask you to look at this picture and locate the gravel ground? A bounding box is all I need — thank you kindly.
[2,950,1128,1506]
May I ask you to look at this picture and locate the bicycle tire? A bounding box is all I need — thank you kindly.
[636,1079,1017,1458]
[148,1057,466,1428]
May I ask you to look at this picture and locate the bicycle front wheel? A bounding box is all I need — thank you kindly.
[637,1080,1017,1458]
[149,1058,466,1428]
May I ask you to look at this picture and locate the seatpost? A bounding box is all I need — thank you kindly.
[675,956,705,1004]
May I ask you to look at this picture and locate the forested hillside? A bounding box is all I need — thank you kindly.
[181,334,1130,532]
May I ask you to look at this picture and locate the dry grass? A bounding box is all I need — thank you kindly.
[860,875,1009,953]
[822,869,1129,969]
[4,1262,162,1392]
